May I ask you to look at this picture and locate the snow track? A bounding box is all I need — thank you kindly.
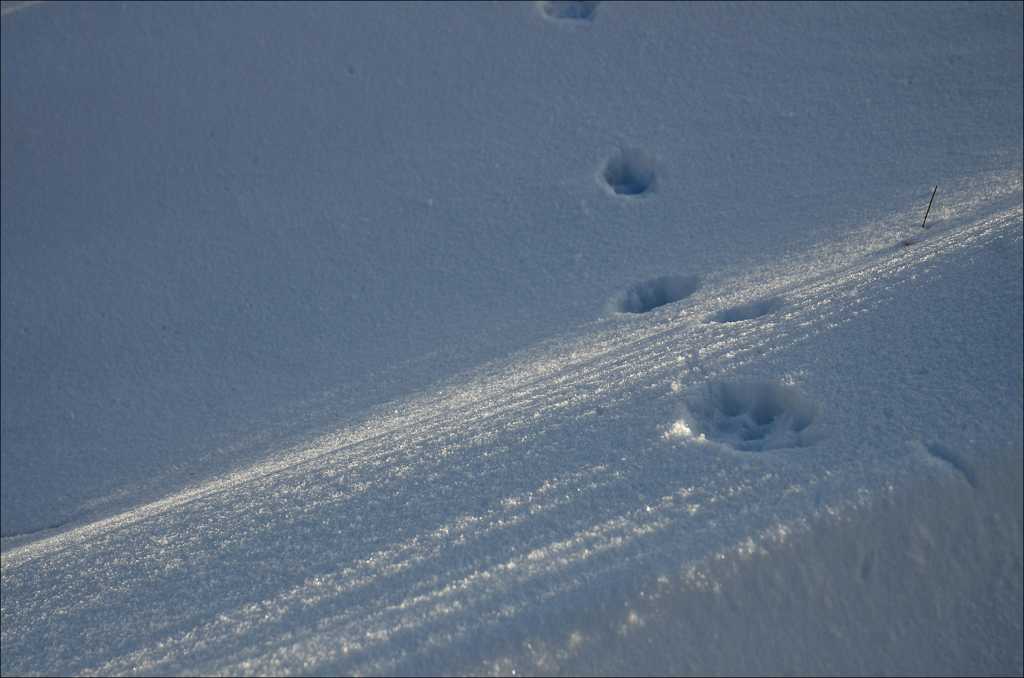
[3,173,1020,676]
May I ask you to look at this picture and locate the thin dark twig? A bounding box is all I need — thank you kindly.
[921,185,938,228]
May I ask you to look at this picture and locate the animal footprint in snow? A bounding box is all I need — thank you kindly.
[539,1,600,21]
[673,381,818,452]
[610,275,701,314]
[599,148,662,196]
[710,297,783,323]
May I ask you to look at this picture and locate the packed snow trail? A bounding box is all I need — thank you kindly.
[2,172,1020,675]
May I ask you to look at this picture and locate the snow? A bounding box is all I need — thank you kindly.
[2,1,1021,675]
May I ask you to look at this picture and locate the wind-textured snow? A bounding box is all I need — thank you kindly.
[2,2,1022,675]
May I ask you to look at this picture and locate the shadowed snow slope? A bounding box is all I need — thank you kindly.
[2,2,1022,675]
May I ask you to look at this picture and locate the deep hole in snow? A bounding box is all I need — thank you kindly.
[601,148,660,196]
[612,275,701,314]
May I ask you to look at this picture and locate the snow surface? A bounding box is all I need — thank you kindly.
[2,1,1021,675]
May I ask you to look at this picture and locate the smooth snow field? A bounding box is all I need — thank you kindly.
[2,2,1022,675]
